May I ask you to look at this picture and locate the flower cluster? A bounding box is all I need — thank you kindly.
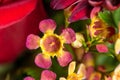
[23,0,120,80]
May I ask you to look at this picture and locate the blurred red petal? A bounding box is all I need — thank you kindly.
[50,0,77,9]
[0,0,47,63]
[69,0,90,22]
[0,0,37,29]
[90,7,101,18]
[88,0,103,6]
[105,0,118,10]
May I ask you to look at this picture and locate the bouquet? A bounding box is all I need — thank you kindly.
[6,0,120,80]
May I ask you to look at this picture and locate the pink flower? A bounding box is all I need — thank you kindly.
[50,0,120,22]
[89,16,114,39]
[26,19,76,69]
[40,70,56,80]
[0,0,47,63]
[96,44,108,53]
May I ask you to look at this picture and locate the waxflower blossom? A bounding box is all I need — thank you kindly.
[50,0,120,22]
[89,16,111,39]
[26,19,76,69]
[60,61,86,80]
[112,64,120,80]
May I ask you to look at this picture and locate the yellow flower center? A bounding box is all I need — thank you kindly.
[40,33,63,57]
[67,73,84,80]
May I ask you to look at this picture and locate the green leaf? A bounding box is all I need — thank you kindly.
[112,8,120,27]
[25,68,42,80]
[98,10,116,27]
[50,57,68,80]
[95,54,119,72]
[69,19,90,32]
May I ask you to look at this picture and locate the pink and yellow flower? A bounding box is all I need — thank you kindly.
[60,61,86,80]
[26,19,76,69]
[89,16,112,39]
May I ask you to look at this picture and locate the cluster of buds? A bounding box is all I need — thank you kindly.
[23,0,120,80]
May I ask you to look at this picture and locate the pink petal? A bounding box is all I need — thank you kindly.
[61,28,76,44]
[105,0,118,10]
[26,34,40,49]
[24,76,35,80]
[50,0,77,9]
[0,0,37,29]
[34,54,52,69]
[90,7,101,18]
[41,70,56,80]
[83,53,94,67]
[57,51,72,67]
[96,44,108,53]
[68,0,89,22]
[39,19,56,33]
[88,0,103,6]
[86,66,94,79]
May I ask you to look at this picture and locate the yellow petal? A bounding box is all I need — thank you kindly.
[72,33,84,48]
[68,61,76,75]
[77,63,86,79]
[115,38,120,54]
[59,77,67,80]
[112,64,120,80]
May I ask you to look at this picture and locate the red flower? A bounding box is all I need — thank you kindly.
[51,0,120,22]
[0,0,47,63]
